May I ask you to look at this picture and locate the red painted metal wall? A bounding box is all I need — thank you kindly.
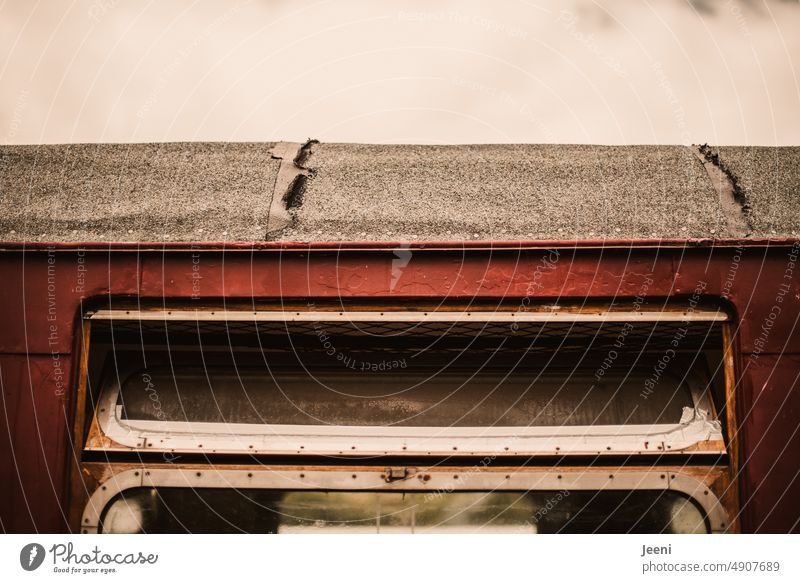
[1,242,798,533]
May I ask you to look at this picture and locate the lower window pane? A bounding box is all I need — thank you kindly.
[100,488,707,534]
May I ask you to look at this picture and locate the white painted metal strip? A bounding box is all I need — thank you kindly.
[81,468,731,534]
[87,309,729,323]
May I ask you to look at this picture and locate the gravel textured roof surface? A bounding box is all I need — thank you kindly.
[1,141,797,243]
[0,142,279,242]
[285,143,726,241]
[710,146,800,236]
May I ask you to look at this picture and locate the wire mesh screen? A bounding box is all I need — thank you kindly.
[92,316,723,355]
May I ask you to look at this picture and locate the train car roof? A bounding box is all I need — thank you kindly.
[1,142,797,243]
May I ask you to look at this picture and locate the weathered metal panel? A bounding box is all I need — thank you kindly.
[738,353,800,533]
[0,354,71,533]
[0,251,140,354]
[0,242,798,532]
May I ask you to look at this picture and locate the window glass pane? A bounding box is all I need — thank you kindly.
[100,487,708,534]
[93,317,722,429]
[117,362,694,426]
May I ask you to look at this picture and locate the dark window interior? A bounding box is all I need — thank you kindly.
[88,315,725,429]
[100,487,708,534]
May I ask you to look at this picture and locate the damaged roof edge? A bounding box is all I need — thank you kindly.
[265,140,317,238]
[691,144,751,237]
[0,142,798,243]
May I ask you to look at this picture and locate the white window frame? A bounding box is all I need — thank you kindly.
[80,467,731,534]
[85,308,728,456]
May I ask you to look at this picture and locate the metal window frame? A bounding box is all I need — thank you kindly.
[92,365,723,455]
[84,308,727,456]
[87,308,729,323]
[80,467,731,534]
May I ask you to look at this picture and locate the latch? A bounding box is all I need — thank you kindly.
[383,467,415,482]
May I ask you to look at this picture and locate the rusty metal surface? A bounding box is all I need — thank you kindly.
[74,462,736,534]
[0,241,798,533]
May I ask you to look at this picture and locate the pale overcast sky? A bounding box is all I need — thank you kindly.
[2,0,798,145]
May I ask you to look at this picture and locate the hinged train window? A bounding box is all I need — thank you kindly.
[81,467,729,534]
[80,307,729,456]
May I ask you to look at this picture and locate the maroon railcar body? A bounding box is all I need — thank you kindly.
[0,239,798,533]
